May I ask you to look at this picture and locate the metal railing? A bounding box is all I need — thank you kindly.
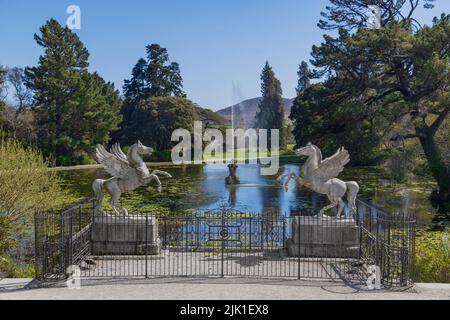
[34,198,95,280]
[34,198,416,288]
[355,199,415,288]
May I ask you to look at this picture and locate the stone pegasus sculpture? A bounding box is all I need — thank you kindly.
[92,141,172,216]
[278,143,360,219]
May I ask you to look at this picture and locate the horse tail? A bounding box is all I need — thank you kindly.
[92,179,105,207]
[346,181,360,216]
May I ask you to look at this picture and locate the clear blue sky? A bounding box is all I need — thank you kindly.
[0,0,448,110]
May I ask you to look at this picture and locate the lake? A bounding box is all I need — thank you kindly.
[57,163,440,225]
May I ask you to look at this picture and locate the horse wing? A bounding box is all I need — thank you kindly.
[111,143,128,163]
[94,144,131,177]
[312,147,350,182]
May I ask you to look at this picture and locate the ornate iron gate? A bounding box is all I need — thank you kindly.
[35,198,416,288]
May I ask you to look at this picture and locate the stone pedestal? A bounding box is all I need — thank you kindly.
[287,216,360,258]
[91,215,160,255]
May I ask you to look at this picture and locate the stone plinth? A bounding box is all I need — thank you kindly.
[287,216,360,258]
[91,215,160,255]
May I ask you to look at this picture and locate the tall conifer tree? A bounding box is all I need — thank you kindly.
[119,44,186,144]
[296,61,311,95]
[25,19,122,165]
[256,62,285,148]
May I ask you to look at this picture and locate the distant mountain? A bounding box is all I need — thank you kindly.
[216,97,294,128]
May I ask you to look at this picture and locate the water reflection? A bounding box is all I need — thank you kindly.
[198,164,328,216]
[58,164,442,224]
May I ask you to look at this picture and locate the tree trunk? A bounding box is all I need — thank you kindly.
[417,127,450,201]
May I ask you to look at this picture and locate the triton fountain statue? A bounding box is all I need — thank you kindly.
[225,159,241,185]
[225,89,241,185]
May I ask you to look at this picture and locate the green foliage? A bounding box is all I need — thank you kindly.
[194,106,228,126]
[415,229,450,283]
[0,217,21,255]
[0,139,67,220]
[292,15,450,200]
[0,256,35,278]
[122,44,185,103]
[435,116,450,168]
[150,150,173,162]
[123,44,185,100]
[0,139,67,269]
[318,0,435,31]
[118,44,186,144]
[296,61,311,95]
[123,96,197,151]
[290,84,391,164]
[385,146,420,183]
[25,19,122,165]
[256,62,286,148]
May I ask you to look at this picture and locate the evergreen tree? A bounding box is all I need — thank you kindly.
[292,15,450,201]
[123,44,185,99]
[318,0,435,31]
[256,62,286,148]
[121,58,147,131]
[123,58,148,105]
[119,44,186,145]
[145,44,185,97]
[128,96,197,151]
[296,61,311,95]
[25,19,122,165]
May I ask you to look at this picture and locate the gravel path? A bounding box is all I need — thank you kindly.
[1,278,449,300]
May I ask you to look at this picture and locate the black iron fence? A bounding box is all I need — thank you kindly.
[356,199,415,287]
[34,198,95,280]
[35,198,416,288]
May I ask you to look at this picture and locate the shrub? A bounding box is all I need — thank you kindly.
[0,256,35,278]
[0,139,66,221]
[0,139,66,273]
[414,229,450,283]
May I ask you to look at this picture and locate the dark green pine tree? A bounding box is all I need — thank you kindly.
[255,61,285,148]
[296,61,311,95]
[119,44,186,144]
[318,0,435,31]
[123,43,185,100]
[25,19,122,165]
[121,58,148,130]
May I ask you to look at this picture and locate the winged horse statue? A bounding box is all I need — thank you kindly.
[92,141,172,216]
[278,143,359,219]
